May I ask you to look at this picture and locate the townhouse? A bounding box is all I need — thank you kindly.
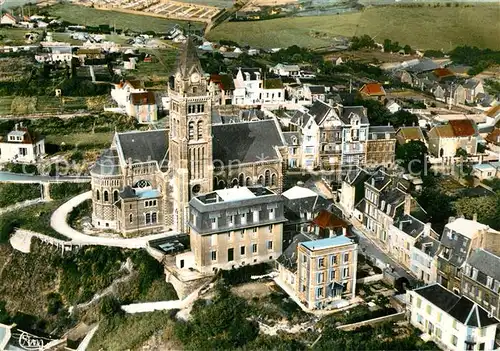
[232,67,285,106]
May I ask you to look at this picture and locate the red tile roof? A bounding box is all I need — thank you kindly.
[433,68,454,78]
[312,210,348,229]
[448,119,475,137]
[486,128,500,146]
[130,91,155,105]
[360,83,386,96]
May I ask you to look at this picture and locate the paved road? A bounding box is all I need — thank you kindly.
[50,191,173,249]
[0,171,91,183]
[349,226,417,285]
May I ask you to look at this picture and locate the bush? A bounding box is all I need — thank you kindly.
[218,263,272,285]
[49,183,91,200]
[100,296,124,318]
[0,183,41,207]
[46,292,63,315]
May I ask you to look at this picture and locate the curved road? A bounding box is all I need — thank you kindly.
[0,171,91,183]
[50,191,172,249]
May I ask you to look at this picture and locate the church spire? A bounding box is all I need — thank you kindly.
[176,36,203,78]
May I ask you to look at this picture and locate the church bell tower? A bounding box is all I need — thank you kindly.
[168,37,213,233]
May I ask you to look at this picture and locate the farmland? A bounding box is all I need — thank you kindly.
[46,4,203,32]
[207,4,500,50]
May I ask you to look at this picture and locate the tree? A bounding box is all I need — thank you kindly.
[395,141,428,174]
[403,44,413,55]
[351,97,391,126]
[454,195,500,230]
[350,35,376,50]
[100,296,124,318]
[417,187,455,234]
[390,110,418,128]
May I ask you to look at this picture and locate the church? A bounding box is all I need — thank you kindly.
[90,38,286,236]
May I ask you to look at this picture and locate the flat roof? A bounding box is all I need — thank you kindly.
[215,187,257,202]
[300,235,353,251]
[136,189,161,199]
[446,218,489,239]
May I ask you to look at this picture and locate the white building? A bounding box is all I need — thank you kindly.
[0,13,18,25]
[0,123,45,163]
[233,68,262,105]
[408,284,499,351]
[110,80,146,108]
[410,235,440,284]
[270,63,300,77]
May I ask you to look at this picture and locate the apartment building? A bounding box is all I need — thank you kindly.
[365,125,397,168]
[277,235,358,310]
[188,186,286,274]
[461,248,500,319]
[410,234,440,285]
[408,284,499,351]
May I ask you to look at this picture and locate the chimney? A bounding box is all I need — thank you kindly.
[371,177,375,186]
[399,221,403,230]
[424,222,432,237]
[403,193,412,215]
[473,213,477,222]
[14,123,18,131]
[448,216,456,223]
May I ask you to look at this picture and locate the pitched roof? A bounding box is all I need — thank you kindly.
[339,106,369,125]
[414,235,440,257]
[405,58,440,73]
[276,233,313,272]
[238,68,261,80]
[176,37,202,78]
[368,126,396,140]
[307,85,326,94]
[396,126,425,142]
[432,68,454,79]
[393,214,425,238]
[431,124,455,138]
[485,128,500,146]
[211,119,284,165]
[449,119,475,137]
[307,100,332,125]
[210,74,235,91]
[344,167,371,186]
[467,249,500,282]
[311,210,348,229]
[360,83,386,96]
[130,91,156,105]
[414,284,499,327]
[282,131,301,146]
[116,130,168,168]
[90,148,121,176]
[463,79,481,90]
[485,104,500,118]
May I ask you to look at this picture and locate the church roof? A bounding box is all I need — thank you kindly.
[115,130,168,169]
[90,148,121,176]
[212,119,284,166]
[176,36,202,77]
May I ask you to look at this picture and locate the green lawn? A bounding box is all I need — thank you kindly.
[207,4,500,50]
[46,4,203,32]
[0,28,42,45]
[45,132,113,147]
[125,49,178,83]
[0,97,14,115]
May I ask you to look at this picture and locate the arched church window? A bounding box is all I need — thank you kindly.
[188,122,194,140]
[246,177,251,186]
[265,170,271,186]
[271,174,277,186]
[104,190,109,202]
[113,190,119,202]
[197,121,203,140]
[258,175,263,185]
[232,179,238,187]
[96,190,100,201]
[238,173,244,186]
[218,180,226,189]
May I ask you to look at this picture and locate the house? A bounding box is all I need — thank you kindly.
[303,85,327,103]
[270,63,300,77]
[110,80,145,108]
[436,217,499,294]
[289,110,318,170]
[388,214,432,269]
[209,74,235,105]
[359,83,386,100]
[0,123,45,163]
[485,127,500,153]
[35,46,73,63]
[432,68,455,81]
[186,186,285,274]
[411,234,440,284]
[309,209,349,238]
[461,248,500,319]
[0,13,18,25]
[408,284,499,351]
[366,125,397,168]
[338,167,370,218]
[232,67,262,105]
[362,168,412,250]
[427,119,478,158]
[127,91,158,124]
[463,79,484,104]
[282,131,301,168]
[331,56,343,66]
[276,235,358,310]
[75,48,105,62]
[262,78,285,104]
[386,100,402,114]
[472,163,499,180]
[396,126,425,145]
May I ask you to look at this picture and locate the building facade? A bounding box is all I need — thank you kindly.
[188,187,285,274]
[366,126,396,168]
[0,123,45,163]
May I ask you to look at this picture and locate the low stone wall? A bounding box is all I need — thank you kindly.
[337,312,406,331]
[356,273,384,284]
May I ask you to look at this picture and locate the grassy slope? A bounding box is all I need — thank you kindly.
[207,5,500,50]
[46,4,203,32]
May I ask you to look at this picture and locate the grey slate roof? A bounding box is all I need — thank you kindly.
[176,37,202,77]
[339,106,369,125]
[415,284,499,327]
[344,167,370,186]
[277,232,313,272]
[393,214,424,238]
[414,235,440,257]
[116,130,168,168]
[439,227,471,267]
[467,249,500,282]
[239,68,261,80]
[211,119,284,165]
[282,131,301,146]
[307,100,332,125]
[91,148,121,176]
[368,125,396,140]
[290,110,310,128]
[463,79,480,90]
[406,58,440,73]
[366,168,392,190]
[283,194,331,222]
[308,85,326,94]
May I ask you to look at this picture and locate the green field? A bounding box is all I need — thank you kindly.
[46,4,203,32]
[0,28,42,45]
[207,4,500,50]
[45,132,113,147]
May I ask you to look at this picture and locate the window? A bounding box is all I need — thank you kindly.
[240,246,245,255]
[104,190,109,202]
[330,270,336,281]
[152,212,157,224]
[252,227,257,234]
[252,243,257,254]
[18,147,27,156]
[197,121,203,139]
[96,190,100,200]
[196,104,204,113]
[451,335,457,346]
[416,298,422,308]
[331,255,337,265]
[435,328,442,339]
[479,328,486,337]
[416,313,423,324]
[228,215,234,227]
[188,105,196,114]
[113,190,119,203]
[426,305,432,315]
[437,312,442,323]
[188,122,194,139]
[267,241,273,250]
[269,208,275,220]
[317,272,325,283]
[268,225,273,232]
[452,320,458,330]
[211,217,218,230]
[253,210,259,222]
[238,173,244,187]
[317,287,323,298]
[240,231,244,239]
[210,234,217,245]
[343,253,349,263]
[265,170,270,186]
[241,213,247,225]
[129,214,133,223]
[302,254,307,263]
[145,213,151,224]
[211,250,217,261]
[479,343,485,351]
[271,174,277,186]
[318,258,325,268]
[343,267,349,278]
